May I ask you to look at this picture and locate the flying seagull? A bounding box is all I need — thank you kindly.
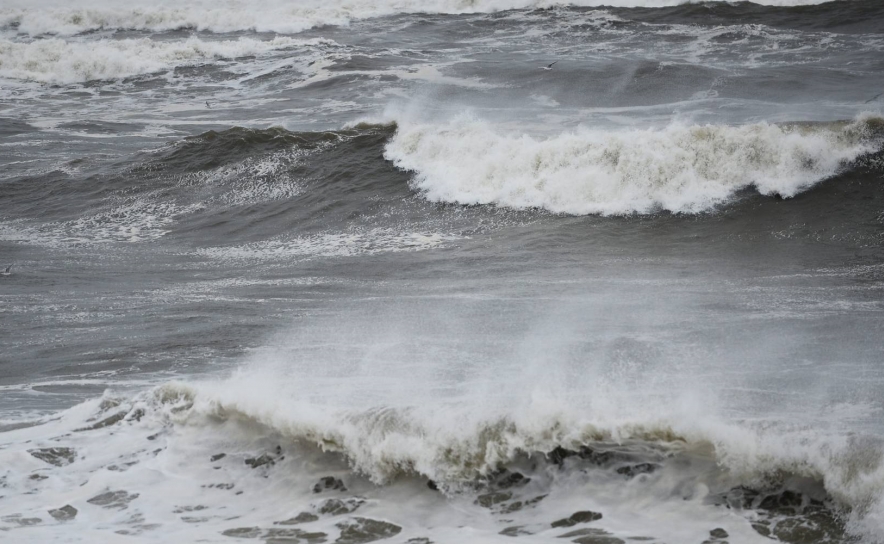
[2,264,11,276]
[542,61,558,71]
[865,92,883,104]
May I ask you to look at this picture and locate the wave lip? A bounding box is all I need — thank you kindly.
[385,115,883,216]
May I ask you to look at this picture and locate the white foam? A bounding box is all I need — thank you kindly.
[197,229,458,261]
[177,150,308,207]
[393,64,498,89]
[286,59,499,91]
[0,0,840,37]
[0,36,332,84]
[0,198,201,246]
[530,94,560,108]
[384,114,881,215]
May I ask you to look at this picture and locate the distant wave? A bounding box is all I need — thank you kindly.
[0,0,845,37]
[0,36,335,84]
[385,115,884,215]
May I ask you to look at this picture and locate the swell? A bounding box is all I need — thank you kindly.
[0,124,398,226]
[0,0,864,37]
[621,0,884,33]
[154,125,374,172]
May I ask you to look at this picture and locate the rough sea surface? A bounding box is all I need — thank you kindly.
[1,1,884,542]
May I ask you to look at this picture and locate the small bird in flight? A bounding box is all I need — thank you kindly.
[206,100,211,108]
[542,61,558,71]
[2,264,12,276]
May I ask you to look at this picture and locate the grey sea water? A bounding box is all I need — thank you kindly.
[1,1,884,542]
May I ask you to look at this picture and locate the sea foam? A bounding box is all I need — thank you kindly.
[0,36,332,84]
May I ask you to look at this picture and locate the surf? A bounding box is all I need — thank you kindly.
[1,378,882,543]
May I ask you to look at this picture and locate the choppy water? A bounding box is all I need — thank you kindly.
[2,1,884,543]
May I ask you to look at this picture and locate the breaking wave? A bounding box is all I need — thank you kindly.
[385,114,884,215]
[14,379,882,541]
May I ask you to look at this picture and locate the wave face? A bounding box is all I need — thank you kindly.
[386,115,883,215]
[0,0,845,36]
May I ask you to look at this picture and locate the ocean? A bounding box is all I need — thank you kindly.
[1,0,884,542]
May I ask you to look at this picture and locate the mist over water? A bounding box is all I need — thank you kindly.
[2,0,884,543]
